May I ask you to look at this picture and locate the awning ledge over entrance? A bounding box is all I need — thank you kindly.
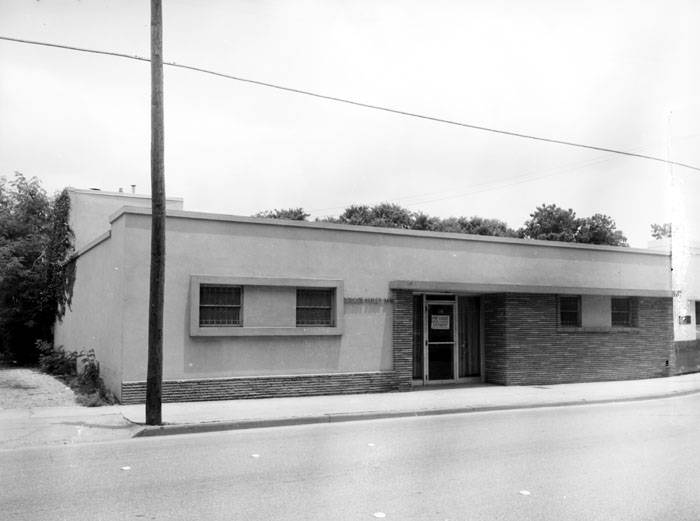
[389,280,672,298]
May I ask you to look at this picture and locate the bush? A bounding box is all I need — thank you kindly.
[37,340,79,376]
[36,341,117,406]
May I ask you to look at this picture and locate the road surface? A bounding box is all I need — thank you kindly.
[3,393,700,520]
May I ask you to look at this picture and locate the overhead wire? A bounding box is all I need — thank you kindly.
[309,132,700,214]
[1,34,699,173]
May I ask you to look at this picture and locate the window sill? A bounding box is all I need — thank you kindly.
[191,325,343,337]
[557,326,640,334]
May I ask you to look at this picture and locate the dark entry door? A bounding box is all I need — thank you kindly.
[426,302,455,380]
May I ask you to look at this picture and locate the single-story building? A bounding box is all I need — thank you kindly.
[54,188,700,404]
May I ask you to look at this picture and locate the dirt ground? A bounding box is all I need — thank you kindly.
[0,366,77,409]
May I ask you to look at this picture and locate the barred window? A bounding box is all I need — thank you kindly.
[199,285,242,326]
[611,298,632,327]
[559,296,581,327]
[296,288,334,327]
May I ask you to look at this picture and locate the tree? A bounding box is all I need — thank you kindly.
[317,203,518,237]
[327,205,372,226]
[325,203,414,229]
[519,203,629,246]
[577,213,628,246]
[519,204,579,242]
[454,216,517,237]
[0,173,74,364]
[412,212,444,232]
[254,208,309,221]
[650,222,672,240]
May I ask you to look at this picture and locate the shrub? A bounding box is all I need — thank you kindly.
[36,341,117,406]
[37,340,79,376]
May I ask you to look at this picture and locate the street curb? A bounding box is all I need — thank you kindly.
[131,387,700,438]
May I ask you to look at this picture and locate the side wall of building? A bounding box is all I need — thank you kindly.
[53,220,126,400]
[483,294,674,385]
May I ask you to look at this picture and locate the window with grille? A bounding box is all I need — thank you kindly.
[559,296,581,327]
[199,285,242,326]
[611,297,632,327]
[296,288,334,327]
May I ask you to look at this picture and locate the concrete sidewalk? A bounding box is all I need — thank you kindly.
[0,404,140,450]
[3,373,700,450]
[126,372,700,438]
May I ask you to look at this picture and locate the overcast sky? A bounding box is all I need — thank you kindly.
[1,0,698,247]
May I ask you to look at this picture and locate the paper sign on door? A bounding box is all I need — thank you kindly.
[431,315,450,330]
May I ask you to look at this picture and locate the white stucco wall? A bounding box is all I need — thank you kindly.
[67,188,183,251]
[53,218,127,399]
[100,208,674,384]
[243,286,296,327]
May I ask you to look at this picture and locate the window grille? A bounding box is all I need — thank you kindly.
[559,296,581,327]
[199,285,242,326]
[611,297,632,327]
[296,288,334,326]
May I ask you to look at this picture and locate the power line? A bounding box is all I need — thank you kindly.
[310,132,700,214]
[2,34,699,173]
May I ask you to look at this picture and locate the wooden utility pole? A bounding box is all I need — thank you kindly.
[146,0,165,425]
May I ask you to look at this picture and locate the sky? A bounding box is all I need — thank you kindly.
[1,0,699,247]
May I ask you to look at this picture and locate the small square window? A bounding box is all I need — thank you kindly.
[611,297,632,327]
[199,285,242,326]
[559,296,581,327]
[296,288,334,327]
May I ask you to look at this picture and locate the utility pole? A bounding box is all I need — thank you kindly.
[146,0,165,425]
[668,111,693,355]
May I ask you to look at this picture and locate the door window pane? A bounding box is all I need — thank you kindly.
[428,304,454,343]
[428,344,453,380]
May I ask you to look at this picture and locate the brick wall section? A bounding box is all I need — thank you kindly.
[391,289,414,391]
[674,340,700,375]
[121,371,397,404]
[483,294,508,384]
[489,294,674,385]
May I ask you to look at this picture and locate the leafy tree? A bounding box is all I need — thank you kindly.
[519,203,628,246]
[254,208,309,221]
[40,189,76,326]
[577,213,628,246]
[447,216,517,237]
[363,203,414,229]
[519,204,579,242]
[318,203,518,237]
[412,212,444,232]
[0,173,74,364]
[650,222,672,240]
[326,203,414,229]
[323,204,372,226]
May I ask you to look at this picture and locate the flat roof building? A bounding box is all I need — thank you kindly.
[54,189,700,403]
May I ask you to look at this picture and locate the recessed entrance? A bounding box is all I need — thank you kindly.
[412,294,482,384]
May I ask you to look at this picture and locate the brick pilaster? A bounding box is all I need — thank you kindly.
[391,289,414,390]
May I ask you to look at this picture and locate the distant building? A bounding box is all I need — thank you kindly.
[54,189,700,404]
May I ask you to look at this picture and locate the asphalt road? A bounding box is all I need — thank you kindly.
[3,393,700,521]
